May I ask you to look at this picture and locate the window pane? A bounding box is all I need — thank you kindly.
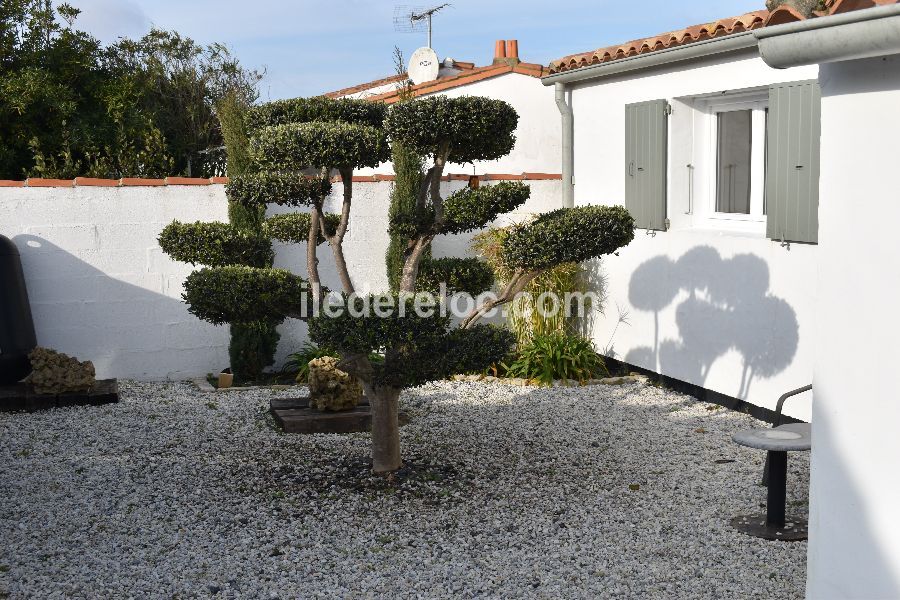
[716,110,752,214]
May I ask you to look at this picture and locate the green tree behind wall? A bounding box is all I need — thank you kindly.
[0,0,261,179]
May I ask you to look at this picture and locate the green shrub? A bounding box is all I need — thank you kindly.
[158,221,273,268]
[441,182,530,234]
[385,96,518,163]
[417,257,494,295]
[183,266,310,325]
[226,172,332,208]
[308,294,515,388]
[386,141,425,292]
[504,333,608,386]
[250,122,389,172]
[501,205,635,271]
[229,321,280,383]
[265,212,340,245]
[246,96,387,131]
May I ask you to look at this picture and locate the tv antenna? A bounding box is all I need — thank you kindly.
[393,4,451,49]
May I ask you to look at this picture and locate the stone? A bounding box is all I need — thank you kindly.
[306,357,362,412]
[24,347,95,395]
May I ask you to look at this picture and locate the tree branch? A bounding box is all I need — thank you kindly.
[460,269,540,329]
[324,167,355,294]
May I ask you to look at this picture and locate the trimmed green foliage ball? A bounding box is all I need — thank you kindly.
[264,212,341,245]
[246,96,388,131]
[183,266,310,325]
[226,172,332,207]
[502,205,635,271]
[158,221,274,268]
[250,121,389,171]
[417,257,495,295]
[308,294,514,388]
[385,96,518,164]
[442,181,530,234]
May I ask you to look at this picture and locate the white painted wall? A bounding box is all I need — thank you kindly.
[806,54,900,600]
[355,72,561,177]
[569,48,819,419]
[0,179,561,379]
[0,185,231,380]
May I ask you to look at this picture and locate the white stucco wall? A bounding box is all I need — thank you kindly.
[0,179,561,379]
[568,48,819,419]
[806,54,900,600]
[355,71,561,177]
[0,184,231,380]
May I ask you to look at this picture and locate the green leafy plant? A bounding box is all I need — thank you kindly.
[504,333,609,386]
[283,342,336,383]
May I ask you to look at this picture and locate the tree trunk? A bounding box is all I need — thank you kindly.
[367,385,402,473]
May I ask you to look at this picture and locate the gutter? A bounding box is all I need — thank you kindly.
[541,31,758,86]
[554,83,574,208]
[754,4,900,68]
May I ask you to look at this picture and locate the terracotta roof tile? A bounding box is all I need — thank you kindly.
[367,62,548,104]
[324,61,480,99]
[548,1,900,75]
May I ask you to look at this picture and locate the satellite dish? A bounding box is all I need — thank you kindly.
[408,47,439,85]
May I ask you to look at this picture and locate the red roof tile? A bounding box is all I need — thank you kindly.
[548,1,900,75]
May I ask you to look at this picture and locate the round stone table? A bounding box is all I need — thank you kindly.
[730,423,811,541]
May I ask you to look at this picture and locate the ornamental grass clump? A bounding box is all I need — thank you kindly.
[159,94,635,473]
[504,333,609,386]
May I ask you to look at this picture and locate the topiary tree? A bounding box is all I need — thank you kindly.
[162,94,635,473]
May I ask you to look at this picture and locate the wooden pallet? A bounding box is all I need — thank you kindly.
[0,379,119,412]
[270,396,408,434]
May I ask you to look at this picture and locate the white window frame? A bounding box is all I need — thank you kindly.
[691,90,768,234]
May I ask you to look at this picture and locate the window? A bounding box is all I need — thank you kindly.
[708,97,768,222]
[689,91,770,234]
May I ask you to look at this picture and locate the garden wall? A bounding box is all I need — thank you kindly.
[0,176,561,380]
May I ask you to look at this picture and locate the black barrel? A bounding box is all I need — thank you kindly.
[0,235,37,384]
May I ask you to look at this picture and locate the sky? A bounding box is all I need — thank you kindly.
[65,0,765,101]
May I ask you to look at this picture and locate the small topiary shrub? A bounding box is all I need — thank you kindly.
[504,332,609,386]
[416,257,495,296]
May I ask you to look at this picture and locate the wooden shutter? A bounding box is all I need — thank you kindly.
[625,100,668,231]
[766,80,821,244]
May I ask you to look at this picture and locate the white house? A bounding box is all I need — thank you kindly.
[543,9,823,421]
[543,1,900,597]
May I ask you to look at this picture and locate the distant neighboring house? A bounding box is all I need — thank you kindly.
[325,40,561,176]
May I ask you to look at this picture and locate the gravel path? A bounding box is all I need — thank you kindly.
[0,380,808,599]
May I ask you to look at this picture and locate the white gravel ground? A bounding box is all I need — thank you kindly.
[0,380,809,599]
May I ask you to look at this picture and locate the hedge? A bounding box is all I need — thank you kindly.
[158,221,273,268]
[501,205,636,271]
[385,96,518,164]
[250,121,389,171]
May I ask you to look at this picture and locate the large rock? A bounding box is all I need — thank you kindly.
[25,347,95,395]
[307,356,362,412]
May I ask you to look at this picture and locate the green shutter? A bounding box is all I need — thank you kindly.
[766,80,821,244]
[625,100,668,231]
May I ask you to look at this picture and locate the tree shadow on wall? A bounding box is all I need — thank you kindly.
[625,246,798,398]
[11,234,228,379]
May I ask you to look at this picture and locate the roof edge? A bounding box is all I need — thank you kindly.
[542,31,757,86]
